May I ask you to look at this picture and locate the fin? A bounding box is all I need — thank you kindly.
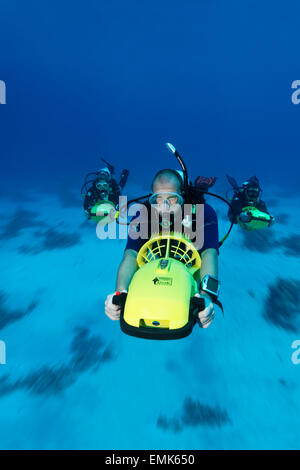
[119,169,129,190]
[101,158,115,175]
[247,175,260,186]
[226,174,239,190]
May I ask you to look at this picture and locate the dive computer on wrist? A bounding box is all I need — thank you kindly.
[200,275,220,299]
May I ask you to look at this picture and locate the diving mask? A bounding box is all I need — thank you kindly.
[148,192,184,209]
[245,187,260,201]
[96,180,110,192]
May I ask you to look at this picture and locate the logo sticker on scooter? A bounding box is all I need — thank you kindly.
[152,277,173,286]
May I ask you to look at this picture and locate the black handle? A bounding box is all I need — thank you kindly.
[190,296,205,325]
[112,292,127,312]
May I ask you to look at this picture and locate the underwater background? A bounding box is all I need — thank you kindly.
[0,0,300,450]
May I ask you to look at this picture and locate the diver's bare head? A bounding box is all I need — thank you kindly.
[150,169,184,212]
[152,169,182,194]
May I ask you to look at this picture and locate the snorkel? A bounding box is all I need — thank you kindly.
[165,142,189,196]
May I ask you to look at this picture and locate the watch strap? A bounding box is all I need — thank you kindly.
[202,291,224,315]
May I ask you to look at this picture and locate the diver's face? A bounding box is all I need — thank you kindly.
[96,180,110,193]
[151,181,182,213]
[245,188,259,202]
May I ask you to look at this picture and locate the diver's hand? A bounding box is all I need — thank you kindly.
[194,292,215,328]
[269,216,275,226]
[84,209,91,220]
[239,211,252,223]
[105,290,127,321]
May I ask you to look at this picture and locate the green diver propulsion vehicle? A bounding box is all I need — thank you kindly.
[111,142,231,340]
[89,200,117,224]
[237,206,275,231]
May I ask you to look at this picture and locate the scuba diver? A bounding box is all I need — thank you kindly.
[105,145,223,331]
[226,175,274,230]
[82,158,129,220]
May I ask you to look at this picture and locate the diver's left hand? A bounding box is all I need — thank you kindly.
[239,211,252,223]
[194,292,215,328]
[269,216,275,226]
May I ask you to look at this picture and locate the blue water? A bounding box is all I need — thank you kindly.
[0,0,300,450]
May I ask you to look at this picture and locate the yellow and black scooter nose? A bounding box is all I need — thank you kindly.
[118,234,202,340]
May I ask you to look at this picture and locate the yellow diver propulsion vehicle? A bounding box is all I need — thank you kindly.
[113,233,206,340]
[237,206,275,231]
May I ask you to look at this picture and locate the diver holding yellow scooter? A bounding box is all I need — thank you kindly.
[105,143,233,340]
[226,174,275,231]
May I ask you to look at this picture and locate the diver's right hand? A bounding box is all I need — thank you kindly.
[239,211,252,223]
[105,291,127,321]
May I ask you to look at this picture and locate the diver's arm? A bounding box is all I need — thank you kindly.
[116,249,138,291]
[257,200,269,214]
[194,248,218,328]
[228,197,241,224]
[84,184,100,208]
[199,248,218,284]
[105,249,138,321]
